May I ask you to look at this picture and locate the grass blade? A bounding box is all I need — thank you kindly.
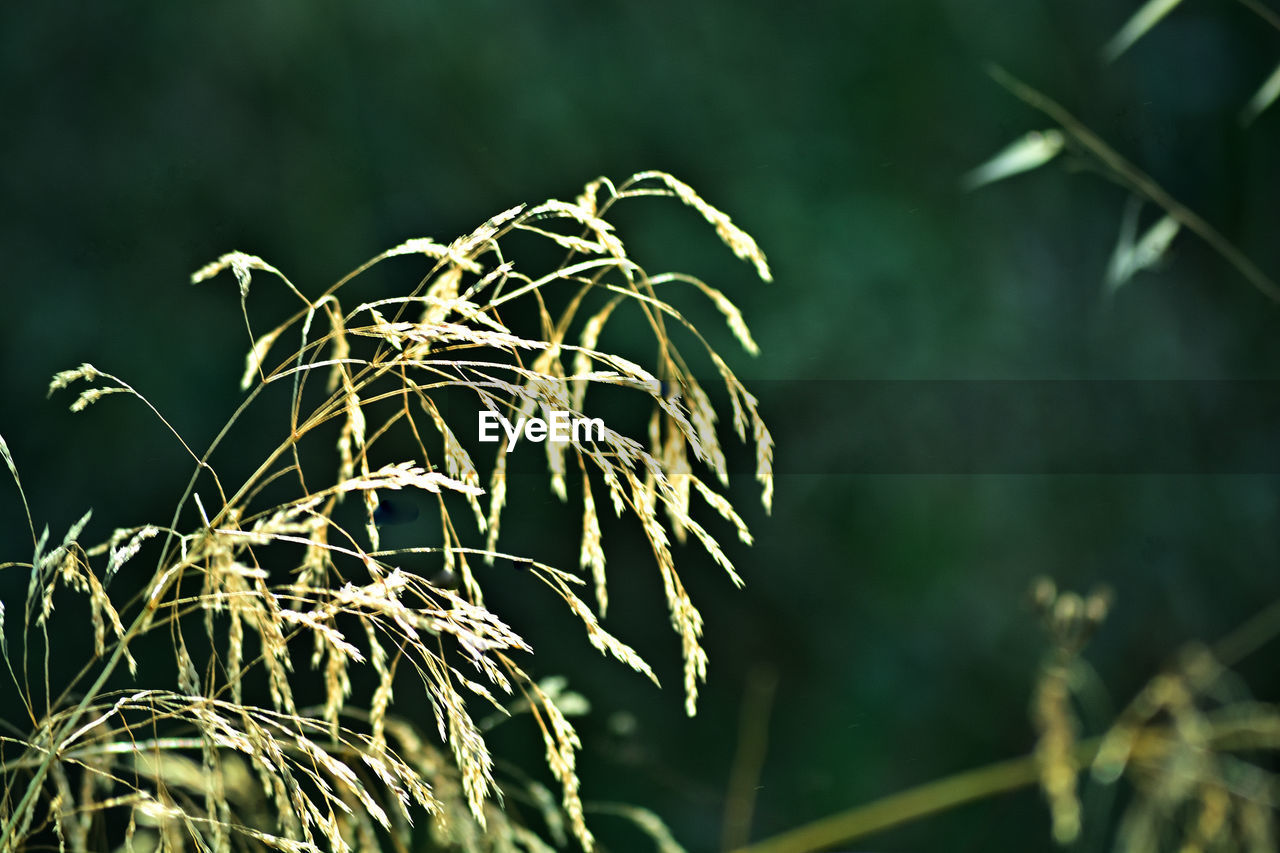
[1241,60,1280,125]
[1103,0,1184,62]
[961,130,1065,191]
[1107,206,1181,293]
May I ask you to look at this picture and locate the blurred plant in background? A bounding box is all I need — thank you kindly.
[732,3,1280,850]
[963,0,1280,303]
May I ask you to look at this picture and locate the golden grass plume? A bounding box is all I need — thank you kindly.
[0,171,771,852]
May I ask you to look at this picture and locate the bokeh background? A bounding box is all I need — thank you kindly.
[4,1,1280,850]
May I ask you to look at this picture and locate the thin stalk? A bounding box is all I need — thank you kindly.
[733,590,1280,853]
[986,64,1280,304]
[731,738,1101,853]
[1237,0,1280,33]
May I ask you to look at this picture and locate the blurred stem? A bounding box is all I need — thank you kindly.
[733,592,1280,853]
[1237,0,1280,33]
[722,665,779,851]
[1213,597,1280,667]
[985,64,1280,304]
[730,738,1102,853]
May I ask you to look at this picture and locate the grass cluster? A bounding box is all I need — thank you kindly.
[0,171,772,852]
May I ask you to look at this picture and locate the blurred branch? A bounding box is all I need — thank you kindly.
[1237,0,1280,33]
[722,665,779,851]
[1212,596,1280,668]
[731,739,1099,853]
[985,64,1280,304]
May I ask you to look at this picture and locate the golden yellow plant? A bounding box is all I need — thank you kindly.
[0,171,772,853]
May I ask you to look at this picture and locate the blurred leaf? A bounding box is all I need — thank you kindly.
[1103,0,1184,62]
[1241,60,1280,126]
[1106,202,1181,292]
[1106,197,1142,292]
[1130,215,1180,274]
[961,129,1065,191]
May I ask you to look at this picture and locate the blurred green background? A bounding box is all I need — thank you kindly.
[3,1,1280,850]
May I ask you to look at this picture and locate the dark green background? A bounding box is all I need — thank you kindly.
[3,2,1280,850]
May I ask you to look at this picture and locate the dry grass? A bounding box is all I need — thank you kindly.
[1029,580,1280,853]
[0,171,772,852]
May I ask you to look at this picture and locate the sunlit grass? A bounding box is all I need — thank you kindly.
[0,171,771,853]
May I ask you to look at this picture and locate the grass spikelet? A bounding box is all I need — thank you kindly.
[335,367,365,488]
[570,297,623,411]
[94,524,161,587]
[550,576,657,685]
[381,235,454,262]
[421,264,464,328]
[710,360,774,511]
[483,443,509,562]
[528,681,593,851]
[579,470,607,616]
[68,386,129,412]
[750,398,775,514]
[690,476,752,545]
[654,272,761,357]
[191,251,288,300]
[46,363,101,396]
[242,326,287,391]
[625,171,772,283]
[0,432,34,544]
[681,380,727,486]
[422,398,487,530]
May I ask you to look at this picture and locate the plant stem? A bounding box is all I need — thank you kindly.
[1,624,139,848]
[722,665,779,851]
[1237,0,1280,33]
[729,738,1102,853]
[731,591,1280,853]
[985,63,1280,305]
